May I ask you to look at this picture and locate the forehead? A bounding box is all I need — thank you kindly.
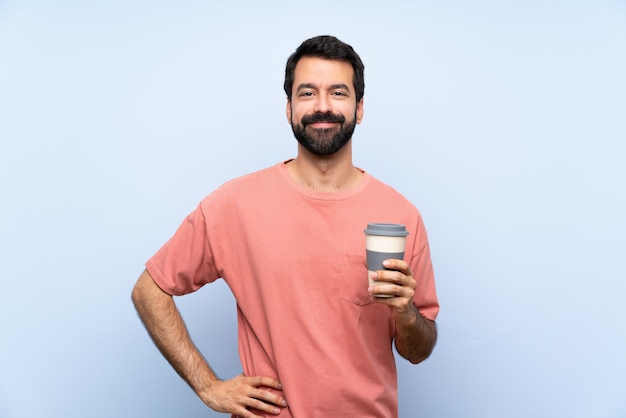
[293,57,355,91]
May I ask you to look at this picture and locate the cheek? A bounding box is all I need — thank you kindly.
[289,107,305,124]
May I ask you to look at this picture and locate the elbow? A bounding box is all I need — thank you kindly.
[131,281,141,308]
[399,320,438,365]
[131,270,172,312]
[396,341,436,365]
[130,270,155,310]
[408,347,435,365]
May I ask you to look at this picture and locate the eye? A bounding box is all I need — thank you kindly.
[331,90,348,97]
[299,91,314,97]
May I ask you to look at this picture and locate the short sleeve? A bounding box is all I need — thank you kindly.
[411,242,439,321]
[410,216,439,321]
[145,204,219,296]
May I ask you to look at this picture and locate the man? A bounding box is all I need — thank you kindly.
[132,35,439,418]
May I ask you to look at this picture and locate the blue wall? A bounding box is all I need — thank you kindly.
[1,1,625,417]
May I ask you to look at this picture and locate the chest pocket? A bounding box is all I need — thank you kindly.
[339,254,374,306]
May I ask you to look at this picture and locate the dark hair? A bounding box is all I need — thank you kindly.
[284,35,365,103]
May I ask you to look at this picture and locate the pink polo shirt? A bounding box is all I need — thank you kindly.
[146,162,439,417]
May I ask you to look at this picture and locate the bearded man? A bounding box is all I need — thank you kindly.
[132,35,439,418]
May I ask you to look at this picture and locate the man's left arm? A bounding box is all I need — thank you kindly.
[368,259,437,364]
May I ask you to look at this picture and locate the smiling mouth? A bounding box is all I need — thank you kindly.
[308,122,338,129]
[301,112,345,127]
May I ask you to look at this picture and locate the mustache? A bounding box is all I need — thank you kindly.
[301,112,346,126]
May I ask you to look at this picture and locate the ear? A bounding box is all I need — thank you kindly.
[356,98,364,124]
[286,99,292,124]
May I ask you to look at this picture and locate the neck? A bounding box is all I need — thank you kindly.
[285,143,363,192]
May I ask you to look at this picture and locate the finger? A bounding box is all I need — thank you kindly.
[243,376,287,410]
[382,258,410,273]
[247,375,283,390]
[369,284,401,298]
[371,269,405,285]
[226,391,282,418]
[245,397,283,416]
[249,387,287,408]
[369,281,415,299]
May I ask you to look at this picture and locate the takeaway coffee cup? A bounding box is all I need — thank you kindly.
[364,223,409,297]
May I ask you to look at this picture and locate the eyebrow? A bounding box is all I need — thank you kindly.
[296,83,351,93]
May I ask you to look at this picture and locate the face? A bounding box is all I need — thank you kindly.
[287,57,364,156]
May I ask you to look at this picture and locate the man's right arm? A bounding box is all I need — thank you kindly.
[131,270,287,417]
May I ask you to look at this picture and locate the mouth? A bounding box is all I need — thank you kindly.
[301,112,345,128]
[307,122,339,129]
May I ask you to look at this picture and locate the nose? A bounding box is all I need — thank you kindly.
[313,94,332,113]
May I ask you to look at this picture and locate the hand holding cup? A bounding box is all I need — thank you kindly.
[364,223,408,298]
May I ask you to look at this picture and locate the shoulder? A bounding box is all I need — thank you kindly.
[196,163,284,212]
[366,173,415,206]
[363,172,427,229]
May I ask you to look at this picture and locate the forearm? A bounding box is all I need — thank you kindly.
[131,271,219,394]
[394,303,437,364]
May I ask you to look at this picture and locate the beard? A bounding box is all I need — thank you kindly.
[291,111,357,156]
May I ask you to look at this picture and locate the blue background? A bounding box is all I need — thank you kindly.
[1,1,625,417]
